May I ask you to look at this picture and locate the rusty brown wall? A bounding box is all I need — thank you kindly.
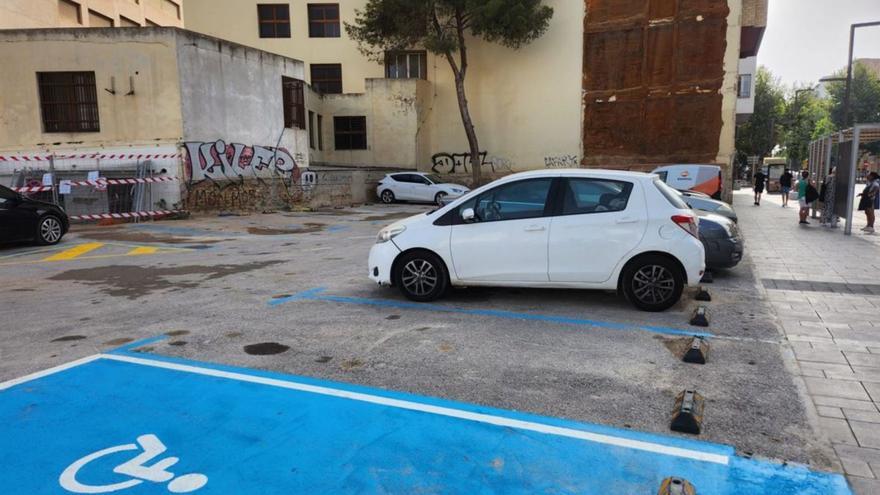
[582,0,729,170]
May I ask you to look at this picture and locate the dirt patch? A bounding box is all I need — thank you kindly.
[657,336,693,360]
[226,332,244,338]
[362,212,416,222]
[165,330,190,337]
[52,335,87,342]
[48,261,283,300]
[247,223,325,235]
[103,337,134,346]
[341,358,364,370]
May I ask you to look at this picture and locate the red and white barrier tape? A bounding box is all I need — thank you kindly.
[12,177,178,193]
[69,210,182,221]
[11,186,54,193]
[0,153,181,162]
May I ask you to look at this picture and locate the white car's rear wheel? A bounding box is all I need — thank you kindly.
[380,190,395,204]
[622,255,683,312]
[434,192,447,206]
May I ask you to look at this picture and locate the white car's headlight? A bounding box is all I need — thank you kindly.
[451,188,464,194]
[376,225,406,243]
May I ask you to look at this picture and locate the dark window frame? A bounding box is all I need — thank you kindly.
[385,50,428,79]
[307,3,340,38]
[282,76,305,129]
[308,111,316,149]
[333,116,367,150]
[257,3,291,38]
[738,74,752,98]
[37,71,100,133]
[310,63,342,94]
[316,114,324,150]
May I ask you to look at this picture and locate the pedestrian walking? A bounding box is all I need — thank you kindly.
[780,169,793,207]
[797,170,817,225]
[754,169,767,206]
[857,171,880,234]
[819,167,838,228]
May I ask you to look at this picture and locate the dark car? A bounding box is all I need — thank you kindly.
[677,190,738,223]
[696,210,743,270]
[0,184,69,245]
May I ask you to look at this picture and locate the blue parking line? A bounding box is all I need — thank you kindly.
[0,351,851,494]
[268,288,713,338]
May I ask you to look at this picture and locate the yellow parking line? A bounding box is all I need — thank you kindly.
[42,243,105,262]
[127,246,158,256]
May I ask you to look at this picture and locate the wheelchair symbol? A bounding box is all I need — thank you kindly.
[59,434,207,493]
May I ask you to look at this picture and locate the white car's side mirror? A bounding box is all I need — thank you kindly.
[461,208,475,222]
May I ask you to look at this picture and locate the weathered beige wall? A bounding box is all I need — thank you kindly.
[0,28,184,153]
[183,0,584,173]
[719,0,744,200]
[0,0,183,29]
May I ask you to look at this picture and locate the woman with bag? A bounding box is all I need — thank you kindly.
[797,170,817,225]
[820,167,838,228]
[857,172,880,234]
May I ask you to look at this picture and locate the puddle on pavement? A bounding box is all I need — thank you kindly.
[247,223,325,235]
[315,355,333,363]
[385,315,401,320]
[103,337,134,346]
[244,342,290,355]
[52,335,87,342]
[165,330,190,337]
[48,261,283,300]
[168,341,187,346]
[77,228,225,245]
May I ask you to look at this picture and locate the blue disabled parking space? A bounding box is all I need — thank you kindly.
[0,348,852,495]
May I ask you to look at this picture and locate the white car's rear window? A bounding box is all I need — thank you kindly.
[654,179,689,209]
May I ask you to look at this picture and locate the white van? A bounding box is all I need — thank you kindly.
[652,164,722,199]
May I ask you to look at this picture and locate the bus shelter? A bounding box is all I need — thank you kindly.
[808,124,880,235]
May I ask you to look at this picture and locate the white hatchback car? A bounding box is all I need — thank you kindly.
[377,172,470,206]
[368,169,705,311]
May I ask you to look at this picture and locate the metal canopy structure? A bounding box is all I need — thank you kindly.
[808,123,880,235]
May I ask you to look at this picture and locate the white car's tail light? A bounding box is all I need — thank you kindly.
[671,214,699,238]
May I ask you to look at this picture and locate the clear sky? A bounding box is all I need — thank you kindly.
[760,0,880,88]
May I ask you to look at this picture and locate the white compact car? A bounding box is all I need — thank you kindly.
[368,169,705,311]
[377,172,470,206]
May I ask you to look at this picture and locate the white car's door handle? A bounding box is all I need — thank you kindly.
[524,225,546,232]
[615,217,639,224]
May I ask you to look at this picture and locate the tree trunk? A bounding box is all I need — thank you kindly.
[451,74,482,185]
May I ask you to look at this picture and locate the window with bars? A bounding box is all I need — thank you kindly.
[310,64,342,94]
[737,74,752,98]
[282,77,305,129]
[257,4,291,38]
[37,72,100,133]
[307,4,340,38]
[385,51,427,79]
[334,116,367,150]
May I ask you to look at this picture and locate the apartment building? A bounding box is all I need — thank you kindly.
[0,0,183,29]
[183,0,766,197]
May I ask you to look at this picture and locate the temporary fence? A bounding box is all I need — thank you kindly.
[1,152,183,222]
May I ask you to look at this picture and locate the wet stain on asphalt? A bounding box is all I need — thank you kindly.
[103,337,134,346]
[362,212,415,222]
[165,330,190,337]
[247,223,325,235]
[272,294,292,299]
[315,356,333,363]
[52,335,87,342]
[48,261,283,300]
[386,315,401,320]
[244,342,290,355]
[78,228,224,245]
[226,332,244,338]
[168,341,187,346]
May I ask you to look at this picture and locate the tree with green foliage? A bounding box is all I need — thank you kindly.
[781,91,830,168]
[346,0,554,183]
[735,67,786,172]
[825,62,880,129]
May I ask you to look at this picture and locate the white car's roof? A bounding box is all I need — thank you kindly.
[491,168,657,182]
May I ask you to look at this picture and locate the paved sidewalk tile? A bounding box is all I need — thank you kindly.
[846,352,880,368]
[849,477,880,495]
[844,409,880,423]
[818,406,846,418]
[818,417,858,445]
[813,396,880,412]
[795,348,849,364]
[804,377,871,401]
[840,457,875,478]
[864,382,880,403]
[851,420,880,449]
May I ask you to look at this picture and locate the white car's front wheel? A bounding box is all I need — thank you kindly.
[393,251,449,302]
[380,190,395,204]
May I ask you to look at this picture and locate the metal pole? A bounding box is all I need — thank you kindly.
[845,126,861,235]
[49,153,59,205]
[843,21,880,126]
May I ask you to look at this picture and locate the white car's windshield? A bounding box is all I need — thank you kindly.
[425,174,443,184]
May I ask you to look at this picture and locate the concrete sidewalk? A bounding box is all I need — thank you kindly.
[736,189,880,494]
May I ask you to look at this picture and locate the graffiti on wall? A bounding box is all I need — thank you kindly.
[183,140,299,185]
[544,155,579,168]
[431,152,514,174]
